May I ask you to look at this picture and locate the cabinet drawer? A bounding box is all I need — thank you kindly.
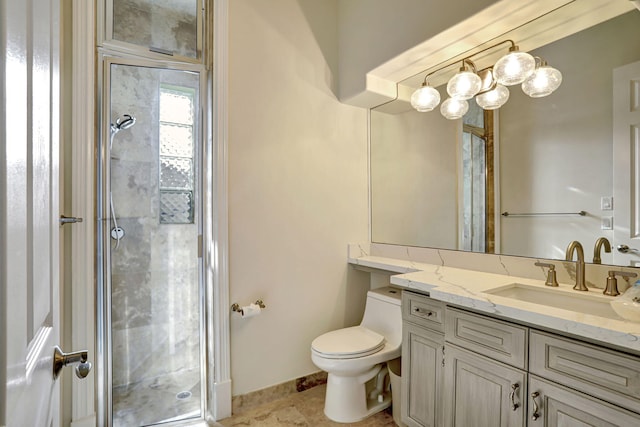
[402,291,445,332]
[530,331,640,414]
[445,307,527,369]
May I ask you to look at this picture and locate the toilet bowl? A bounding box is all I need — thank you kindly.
[311,286,402,423]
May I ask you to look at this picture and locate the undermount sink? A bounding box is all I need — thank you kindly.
[484,283,623,320]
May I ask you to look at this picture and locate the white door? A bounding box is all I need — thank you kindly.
[613,60,640,266]
[1,0,62,426]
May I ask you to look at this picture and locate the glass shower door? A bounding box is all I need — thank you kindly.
[106,62,203,427]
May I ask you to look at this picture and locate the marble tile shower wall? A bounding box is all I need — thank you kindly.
[110,65,200,388]
[113,0,198,58]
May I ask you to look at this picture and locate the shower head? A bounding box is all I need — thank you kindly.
[111,114,136,134]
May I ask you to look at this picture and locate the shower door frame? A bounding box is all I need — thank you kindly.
[68,1,230,424]
[97,54,210,426]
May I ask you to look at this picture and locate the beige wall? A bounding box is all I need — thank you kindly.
[228,0,369,395]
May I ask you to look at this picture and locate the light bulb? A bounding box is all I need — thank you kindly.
[493,49,535,86]
[521,65,562,98]
[410,84,441,112]
[447,70,482,100]
[440,98,469,120]
[476,84,510,110]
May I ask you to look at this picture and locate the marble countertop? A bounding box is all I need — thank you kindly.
[349,254,640,354]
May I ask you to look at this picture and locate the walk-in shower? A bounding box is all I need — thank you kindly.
[95,0,214,424]
[98,61,204,427]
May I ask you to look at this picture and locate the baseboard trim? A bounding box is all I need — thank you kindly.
[70,414,96,427]
[212,379,232,420]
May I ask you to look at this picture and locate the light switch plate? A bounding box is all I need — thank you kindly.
[601,196,613,210]
[601,216,613,230]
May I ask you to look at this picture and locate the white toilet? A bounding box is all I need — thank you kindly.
[311,286,402,423]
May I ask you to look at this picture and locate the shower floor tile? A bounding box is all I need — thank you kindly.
[112,368,201,427]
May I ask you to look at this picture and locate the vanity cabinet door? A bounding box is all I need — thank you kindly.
[528,375,640,427]
[444,344,526,427]
[402,322,444,427]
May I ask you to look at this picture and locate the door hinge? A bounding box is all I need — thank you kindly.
[442,345,446,367]
[198,234,203,258]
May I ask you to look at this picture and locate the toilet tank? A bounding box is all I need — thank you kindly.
[360,287,402,347]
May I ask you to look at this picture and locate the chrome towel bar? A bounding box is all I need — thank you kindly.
[501,210,586,217]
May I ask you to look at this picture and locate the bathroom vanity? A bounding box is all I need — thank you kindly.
[348,247,640,427]
[402,292,640,426]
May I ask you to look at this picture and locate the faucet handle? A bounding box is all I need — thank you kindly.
[535,262,559,287]
[605,270,638,296]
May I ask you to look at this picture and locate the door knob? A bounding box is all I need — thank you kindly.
[53,346,92,379]
[59,215,84,226]
[617,244,639,254]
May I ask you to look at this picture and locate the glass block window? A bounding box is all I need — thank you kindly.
[159,85,195,224]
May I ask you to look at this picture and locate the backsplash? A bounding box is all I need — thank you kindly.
[349,243,640,293]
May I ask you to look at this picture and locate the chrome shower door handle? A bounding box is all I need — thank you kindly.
[53,346,92,379]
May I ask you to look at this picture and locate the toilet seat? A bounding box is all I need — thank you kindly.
[311,326,385,359]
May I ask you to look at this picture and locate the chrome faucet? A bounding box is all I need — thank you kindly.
[565,241,588,291]
[593,237,612,264]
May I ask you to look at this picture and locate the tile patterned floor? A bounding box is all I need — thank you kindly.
[217,384,398,427]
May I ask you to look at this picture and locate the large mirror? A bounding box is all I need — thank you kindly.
[371,9,640,266]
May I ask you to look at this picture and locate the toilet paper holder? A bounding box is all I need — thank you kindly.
[231,299,266,315]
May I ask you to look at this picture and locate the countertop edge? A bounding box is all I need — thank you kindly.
[349,255,640,354]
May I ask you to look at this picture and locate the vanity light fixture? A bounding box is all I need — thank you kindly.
[447,59,482,100]
[521,57,563,98]
[440,97,469,120]
[492,44,536,86]
[410,39,561,119]
[475,83,510,110]
[410,81,441,112]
